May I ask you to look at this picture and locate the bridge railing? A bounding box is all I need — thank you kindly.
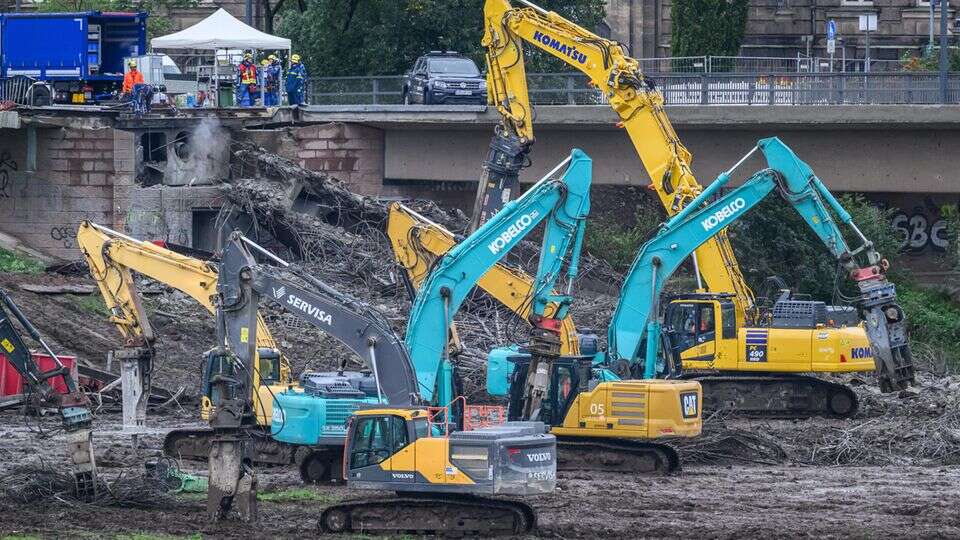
[308,71,960,106]
[0,76,46,105]
[656,72,960,105]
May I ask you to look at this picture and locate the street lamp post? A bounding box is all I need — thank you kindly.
[939,0,948,103]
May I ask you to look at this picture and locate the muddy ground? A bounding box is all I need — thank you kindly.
[1,410,958,539]
[2,267,960,538]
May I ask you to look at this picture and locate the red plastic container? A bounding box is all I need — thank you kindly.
[0,352,77,396]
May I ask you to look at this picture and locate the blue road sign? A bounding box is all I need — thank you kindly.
[827,20,837,40]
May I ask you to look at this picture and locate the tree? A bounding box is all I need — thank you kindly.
[36,0,198,37]
[671,0,749,58]
[277,0,606,77]
[727,193,900,302]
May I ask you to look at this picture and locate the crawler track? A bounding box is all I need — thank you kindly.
[163,427,295,466]
[557,436,680,474]
[319,494,536,535]
[685,373,859,419]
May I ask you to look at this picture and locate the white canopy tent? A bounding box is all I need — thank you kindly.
[151,8,290,50]
[151,8,290,106]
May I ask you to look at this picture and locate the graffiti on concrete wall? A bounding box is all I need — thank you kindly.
[0,150,19,199]
[891,211,949,254]
[49,225,76,249]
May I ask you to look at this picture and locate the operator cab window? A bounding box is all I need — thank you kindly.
[697,304,715,344]
[349,415,409,469]
[668,302,717,351]
[720,300,737,339]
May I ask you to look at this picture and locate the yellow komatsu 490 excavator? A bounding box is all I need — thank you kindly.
[477,0,913,417]
[76,221,299,465]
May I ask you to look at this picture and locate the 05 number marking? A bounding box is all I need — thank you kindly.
[589,403,605,416]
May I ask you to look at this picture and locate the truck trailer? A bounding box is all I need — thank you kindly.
[0,11,147,104]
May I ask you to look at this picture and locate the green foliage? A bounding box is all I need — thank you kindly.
[671,0,749,58]
[728,193,899,301]
[900,48,960,72]
[940,203,960,268]
[584,208,662,273]
[895,282,960,361]
[36,0,199,38]
[0,248,45,274]
[68,294,111,318]
[257,487,340,503]
[277,0,606,76]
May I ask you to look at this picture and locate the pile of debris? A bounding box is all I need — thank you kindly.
[0,464,177,508]
[219,141,621,396]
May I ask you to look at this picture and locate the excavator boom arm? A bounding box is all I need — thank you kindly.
[388,203,581,354]
[76,221,289,384]
[483,0,755,319]
[608,138,914,391]
[218,234,420,406]
[405,150,592,406]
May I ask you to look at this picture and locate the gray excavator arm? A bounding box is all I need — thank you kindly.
[206,232,421,520]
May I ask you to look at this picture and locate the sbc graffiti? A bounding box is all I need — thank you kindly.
[50,226,75,249]
[891,211,949,254]
[0,149,19,199]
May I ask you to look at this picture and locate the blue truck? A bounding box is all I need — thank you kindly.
[0,11,147,104]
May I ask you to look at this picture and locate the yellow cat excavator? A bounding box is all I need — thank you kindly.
[476,0,914,416]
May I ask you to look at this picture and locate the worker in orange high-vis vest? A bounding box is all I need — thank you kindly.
[122,60,144,96]
[235,53,258,107]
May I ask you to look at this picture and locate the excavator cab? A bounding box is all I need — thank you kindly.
[661,294,737,373]
[200,347,282,419]
[503,356,592,427]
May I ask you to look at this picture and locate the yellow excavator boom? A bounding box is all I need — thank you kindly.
[76,221,290,423]
[387,202,580,355]
[483,0,755,324]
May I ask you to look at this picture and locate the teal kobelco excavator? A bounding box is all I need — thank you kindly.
[488,137,915,419]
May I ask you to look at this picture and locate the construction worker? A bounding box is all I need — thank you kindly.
[122,60,144,97]
[235,52,258,107]
[286,54,307,106]
[264,54,281,106]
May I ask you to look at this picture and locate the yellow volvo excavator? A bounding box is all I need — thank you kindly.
[475,0,913,417]
[76,221,299,464]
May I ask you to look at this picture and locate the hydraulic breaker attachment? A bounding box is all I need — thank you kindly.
[470,130,529,231]
[520,318,562,423]
[115,347,152,440]
[207,433,257,521]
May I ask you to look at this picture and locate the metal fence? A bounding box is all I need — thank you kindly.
[308,71,960,106]
[636,55,909,74]
[656,72,960,105]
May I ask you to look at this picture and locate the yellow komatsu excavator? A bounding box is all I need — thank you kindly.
[478,0,910,417]
[387,202,581,355]
[76,221,298,464]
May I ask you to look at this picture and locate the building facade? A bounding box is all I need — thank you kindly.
[604,0,958,60]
